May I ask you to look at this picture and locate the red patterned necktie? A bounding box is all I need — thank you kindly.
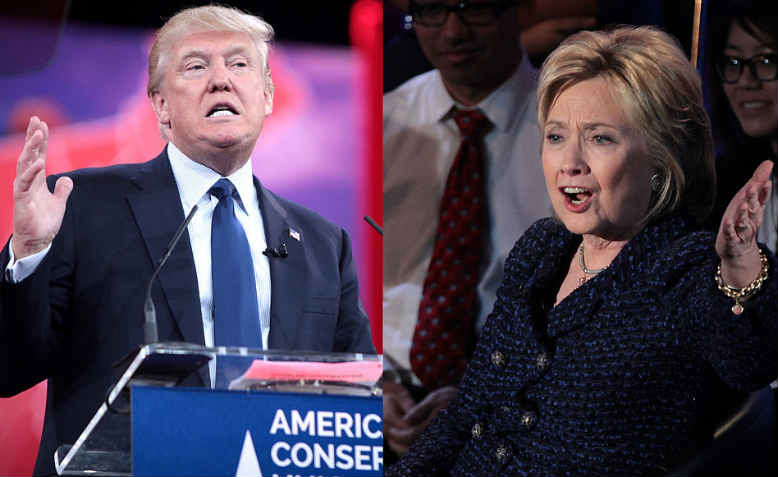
[410,107,492,390]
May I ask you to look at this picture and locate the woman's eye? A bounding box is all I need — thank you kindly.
[546,133,562,143]
[593,135,612,144]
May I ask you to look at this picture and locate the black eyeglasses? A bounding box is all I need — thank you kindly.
[409,0,517,27]
[715,54,778,83]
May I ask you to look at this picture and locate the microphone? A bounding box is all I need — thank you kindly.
[143,204,199,344]
[364,215,383,236]
[263,243,288,258]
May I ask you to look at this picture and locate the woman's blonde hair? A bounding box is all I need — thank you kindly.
[537,26,716,223]
[147,5,274,98]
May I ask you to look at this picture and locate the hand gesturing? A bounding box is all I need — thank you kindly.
[715,160,773,287]
[12,116,73,259]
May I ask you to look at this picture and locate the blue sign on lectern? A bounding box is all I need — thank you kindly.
[131,385,383,476]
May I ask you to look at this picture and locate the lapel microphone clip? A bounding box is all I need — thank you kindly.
[263,243,288,258]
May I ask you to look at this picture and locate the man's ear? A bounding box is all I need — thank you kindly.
[151,91,171,126]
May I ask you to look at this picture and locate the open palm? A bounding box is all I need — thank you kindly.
[715,160,773,287]
[12,117,73,259]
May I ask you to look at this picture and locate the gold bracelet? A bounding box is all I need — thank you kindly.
[715,249,769,315]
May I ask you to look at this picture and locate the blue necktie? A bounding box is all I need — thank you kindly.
[209,178,261,349]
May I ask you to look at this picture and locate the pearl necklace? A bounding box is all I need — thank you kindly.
[577,243,606,286]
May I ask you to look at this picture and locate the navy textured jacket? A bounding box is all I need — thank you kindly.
[389,215,778,477]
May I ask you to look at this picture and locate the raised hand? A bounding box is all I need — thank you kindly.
[716,160,773,287]
[12,117,73,259]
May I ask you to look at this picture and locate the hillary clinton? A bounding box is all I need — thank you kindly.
[388,26,777,477]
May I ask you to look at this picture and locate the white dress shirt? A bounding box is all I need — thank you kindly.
[6,142,273,384]
[383,55,553,373]
[4,241,49,283]
[166,142,272,353]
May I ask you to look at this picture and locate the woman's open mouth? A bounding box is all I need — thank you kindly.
[561,186,593,211]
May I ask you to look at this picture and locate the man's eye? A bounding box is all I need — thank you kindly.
[187,64,205,71]
[546,133,562,143]
[593,135,613,144]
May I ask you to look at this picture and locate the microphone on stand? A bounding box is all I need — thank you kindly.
[110,204,205,408]
[143,204,199,344]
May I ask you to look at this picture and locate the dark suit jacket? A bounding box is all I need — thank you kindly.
[0,149,375,475]
[390,216,778,477]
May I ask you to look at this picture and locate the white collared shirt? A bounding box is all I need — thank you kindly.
[166,142,272,356]
[383,55,553,372]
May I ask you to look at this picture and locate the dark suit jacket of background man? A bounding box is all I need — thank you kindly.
[0,148,376,476]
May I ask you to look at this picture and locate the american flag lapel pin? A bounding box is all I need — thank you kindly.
[289,228,301,242]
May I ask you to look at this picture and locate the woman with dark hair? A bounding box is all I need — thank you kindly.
[387,25,777,477]
[706,0,777,252]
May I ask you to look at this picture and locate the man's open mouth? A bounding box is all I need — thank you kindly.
[206,104,239,117]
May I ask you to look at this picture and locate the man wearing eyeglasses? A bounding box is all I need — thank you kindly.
[383,0,552,462]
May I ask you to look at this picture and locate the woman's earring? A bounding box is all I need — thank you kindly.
[650,173,662,192]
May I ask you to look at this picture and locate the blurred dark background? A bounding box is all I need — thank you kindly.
[1,0,358,44]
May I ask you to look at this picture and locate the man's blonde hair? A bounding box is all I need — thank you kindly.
[147,5,274,98]
[537,26,716,223]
